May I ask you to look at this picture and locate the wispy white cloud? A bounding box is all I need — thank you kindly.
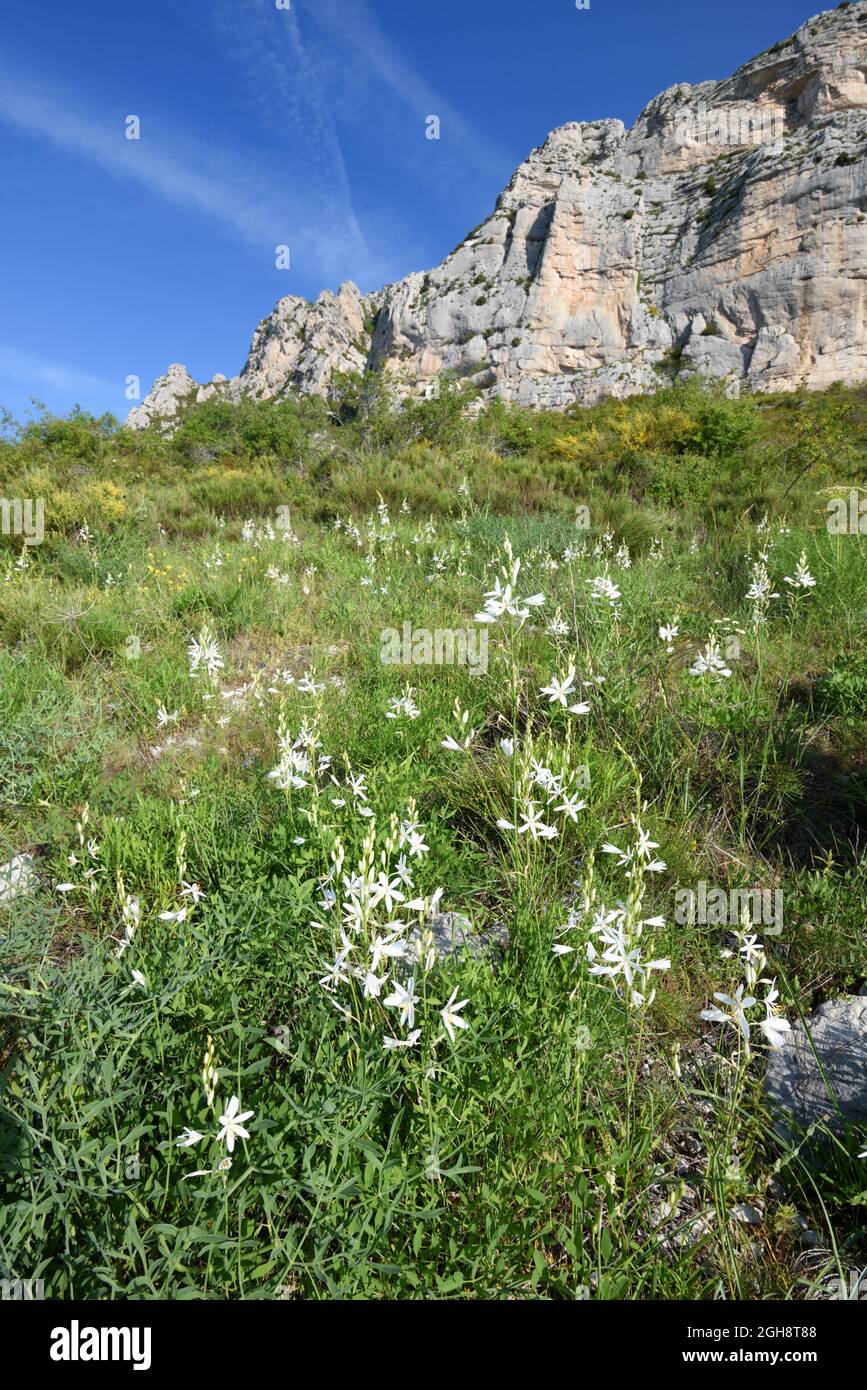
[208,0,361,226]
[0,62,369,283]
[198,0,510,277]
[296,0,511,185]
[200,0,416,287]
[0,1,514,330]
[0,342,121,407]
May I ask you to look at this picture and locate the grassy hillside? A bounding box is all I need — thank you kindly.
[1,379,866,1298]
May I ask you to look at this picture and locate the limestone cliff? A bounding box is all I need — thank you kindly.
[129,2,867,427]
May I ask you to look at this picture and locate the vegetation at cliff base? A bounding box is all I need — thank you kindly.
[1,379,866,1299]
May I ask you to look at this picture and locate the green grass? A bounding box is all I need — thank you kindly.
[1,381,866,1299]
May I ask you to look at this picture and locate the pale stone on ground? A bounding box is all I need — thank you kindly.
[764,993,867,1136]
[0,854,36,904]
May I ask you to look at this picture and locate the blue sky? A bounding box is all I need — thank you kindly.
[0,0,824,422]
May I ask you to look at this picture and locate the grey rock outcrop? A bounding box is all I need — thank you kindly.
[764,993,867,1138]
[129,2,867,427]
[126,363,198,430]
[226,282,370,402]
[410,910,509,964]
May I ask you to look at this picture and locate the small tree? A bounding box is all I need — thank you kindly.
[781,398,855,500]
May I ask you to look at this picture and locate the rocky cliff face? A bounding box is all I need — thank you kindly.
[128,2,867,428]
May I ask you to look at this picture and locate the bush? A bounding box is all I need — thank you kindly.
[170,396,324,466]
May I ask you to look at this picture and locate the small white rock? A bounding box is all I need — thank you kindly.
[0,854,36,904]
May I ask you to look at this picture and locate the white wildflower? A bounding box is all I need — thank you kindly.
[386,686,421,721]
[688,638,732,679]
[175,1127,205,1148]
[384,976,419,1031]
[700,984,755,1046]
[783,552,816,591]
[383,1029,422,1050]
[588,574,621,606]
[440,988,470,1043]
[216,1095,255,1153]
[188,625,224,682]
